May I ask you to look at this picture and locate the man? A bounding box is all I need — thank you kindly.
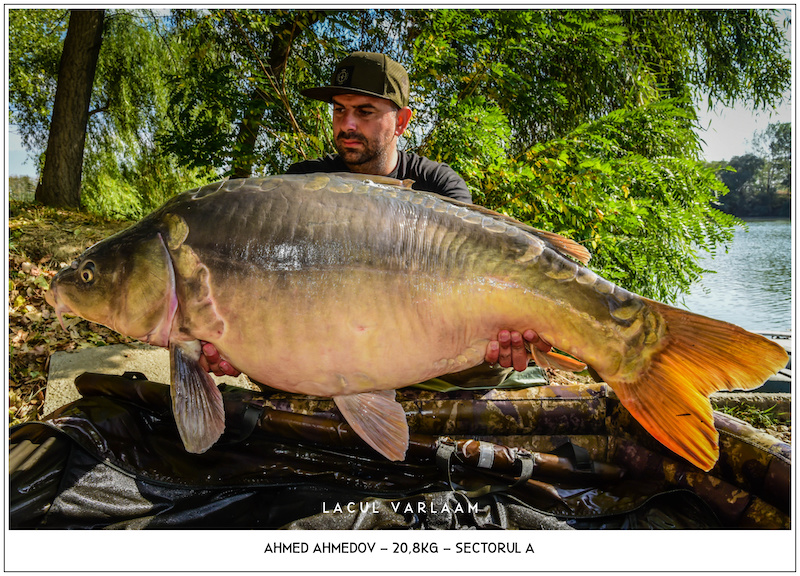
[286,52,471,202]
[201,51,550,378]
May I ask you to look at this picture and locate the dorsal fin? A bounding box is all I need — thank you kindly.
[527,227,591,265]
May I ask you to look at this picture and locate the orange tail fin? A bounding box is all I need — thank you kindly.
[607,300,789,471]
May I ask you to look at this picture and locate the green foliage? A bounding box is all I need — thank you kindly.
[160,9,336,175]
[7,8,69,168]
[424,97,737,300]
[717,403,784,430]
[716,154,767,216]
[8,8,792,299]
[405,9,788,300]
[9,9,221,219]
[754,121,792,190]
[682,10,792,110]
[78,10,219,219]
[8,176,37,202]
[419,95,512,179]
[81,146,216,219]
[408,10,643,150]
[80,170,143,219]
[615,9,792,110]
[159,10,247,171]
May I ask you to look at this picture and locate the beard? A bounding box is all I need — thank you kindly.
[335,130,392,169]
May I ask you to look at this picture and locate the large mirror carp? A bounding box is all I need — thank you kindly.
[46,173,788,471]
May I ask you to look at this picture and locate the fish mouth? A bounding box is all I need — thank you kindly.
[45,284,74,331]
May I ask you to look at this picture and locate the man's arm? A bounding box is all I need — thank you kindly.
[425,163,471,203]
[397,153,472,203]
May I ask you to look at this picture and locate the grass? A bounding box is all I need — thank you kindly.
[717,403,781,428]
[716,403,791,443]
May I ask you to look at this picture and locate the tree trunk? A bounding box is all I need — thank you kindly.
[35,9,104,208]
[231,11,321,179]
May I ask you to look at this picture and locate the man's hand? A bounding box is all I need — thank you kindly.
[485,329,551,372]
[198,341,241,377]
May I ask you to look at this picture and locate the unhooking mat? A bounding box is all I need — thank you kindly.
[8,372,791,529]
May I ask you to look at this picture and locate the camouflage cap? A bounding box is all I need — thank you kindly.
[301,51,410,109]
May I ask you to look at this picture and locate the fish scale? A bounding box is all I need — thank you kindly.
[46,173,788,470]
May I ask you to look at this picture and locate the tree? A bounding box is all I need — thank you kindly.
[35,9,105,208]
[754,122,792,193]
[715,154,766,216]
[8,9,69,159]
[402,9,786,298]
[8,8,792,299]
[717,122,792,217]
[10,9,216,217]
[161,9,357,176]
[78,10,217,218]
[8,176,36,202]
[227,10,324,178]
[616,9,792,110]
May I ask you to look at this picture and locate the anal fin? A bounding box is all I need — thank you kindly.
[334,390,409,461]
[169,340,225,454]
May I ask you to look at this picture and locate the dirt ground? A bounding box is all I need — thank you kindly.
[7,199,791,445]
[8,201,135,425]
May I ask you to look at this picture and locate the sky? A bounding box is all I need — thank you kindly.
[694,96,793,162]
[8,130,31,177]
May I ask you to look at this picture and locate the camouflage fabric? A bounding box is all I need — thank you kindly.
[9,372,791,529]
[254,377,791,528]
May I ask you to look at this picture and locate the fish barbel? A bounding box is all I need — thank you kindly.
[45,173,788,470]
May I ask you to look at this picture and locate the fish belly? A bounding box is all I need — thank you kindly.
[200,269,512,396]
[190,254,642,398]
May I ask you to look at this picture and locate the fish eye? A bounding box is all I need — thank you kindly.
[80,261,95,283]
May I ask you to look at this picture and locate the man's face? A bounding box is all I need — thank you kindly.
[331,93,407,171]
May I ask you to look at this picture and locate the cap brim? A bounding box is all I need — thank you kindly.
[301,86,399,106]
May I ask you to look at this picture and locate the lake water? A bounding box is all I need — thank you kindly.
[677,219,792,332]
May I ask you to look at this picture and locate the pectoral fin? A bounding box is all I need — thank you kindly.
[532,346,587,372]
[333,390,409,461]
[169,340,225,454]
